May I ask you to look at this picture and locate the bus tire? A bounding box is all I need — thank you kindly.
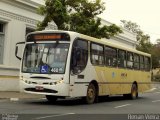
[84,83,96,104]
[130,83,138,99]
[123,94,130,99]
[46,95,58,102]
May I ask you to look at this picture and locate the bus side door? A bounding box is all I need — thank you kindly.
[69,39,88,97]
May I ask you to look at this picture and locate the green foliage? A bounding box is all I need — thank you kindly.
[136,32,152,53]
[121,20,140,33]
[120,20,152,53]
[37,0,69,30]
[156,39,160,44]
[37,0,122,39]
[151,44,160,68]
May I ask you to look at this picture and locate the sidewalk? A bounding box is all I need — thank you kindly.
[0,91,44,100]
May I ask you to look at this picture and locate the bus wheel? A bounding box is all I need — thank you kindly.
[130,83,138,99]
[123,94,130,99]
[85,83,96,104]
[46,95,58,102]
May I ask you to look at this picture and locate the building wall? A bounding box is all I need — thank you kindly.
[0,0,137,91]
[100,19,137,49]
[0,0,54,91]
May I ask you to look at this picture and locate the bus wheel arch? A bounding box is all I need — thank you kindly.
[131,81,138,99]
[84,80,99,104]
[91,80,99,96]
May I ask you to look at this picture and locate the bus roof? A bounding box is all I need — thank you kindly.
[29,30,151,57]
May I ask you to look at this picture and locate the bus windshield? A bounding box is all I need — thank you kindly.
[22,43,69,74]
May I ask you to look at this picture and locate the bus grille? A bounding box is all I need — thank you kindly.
[25,88,58,93]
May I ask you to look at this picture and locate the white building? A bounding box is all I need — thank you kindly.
[100,19,137,48]
[0,0,137,91]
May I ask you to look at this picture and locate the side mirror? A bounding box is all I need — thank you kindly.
[15,42,25,60]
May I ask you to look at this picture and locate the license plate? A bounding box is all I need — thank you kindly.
[35,86,44,91]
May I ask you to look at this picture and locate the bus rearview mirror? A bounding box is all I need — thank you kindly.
[15,42,25,60]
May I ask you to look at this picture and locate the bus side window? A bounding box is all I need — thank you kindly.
[118,49,126,68]
[105,46,117,67]
[140,55,144,70]
[91,43,104,66]
[133,54,140,70]
[144,57,151,71]
[71,39,88,74]
[127,52,133,69]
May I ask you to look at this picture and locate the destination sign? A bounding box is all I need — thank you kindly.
[34,35,61,40]
[27,33,70,42]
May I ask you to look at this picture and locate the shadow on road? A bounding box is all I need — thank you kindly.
[25,95,144,106]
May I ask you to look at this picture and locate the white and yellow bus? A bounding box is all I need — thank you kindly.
[15,30,152,104]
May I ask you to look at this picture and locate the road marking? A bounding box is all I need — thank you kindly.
[155,92,160,94]
[145,88,157,92]
[114,104,131,109]
[40,98,46,100]
[152,100,160,103]
[34,113,75,120]
[10,98,19,101]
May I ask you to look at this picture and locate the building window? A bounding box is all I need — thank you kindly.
[0,23,4,33]
[0,23,4,64]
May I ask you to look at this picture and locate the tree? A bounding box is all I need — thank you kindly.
[37,0,122,39]
[156,39,160,45]
[151,45,160,68]
[121,20,140,33]
[152,39,160,68]
[120,20,152,53]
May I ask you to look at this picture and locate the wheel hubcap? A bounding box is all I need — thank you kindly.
[88,89,94,99]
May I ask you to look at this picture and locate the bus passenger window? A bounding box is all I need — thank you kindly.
[91,43,104,66]
[127,52,133,69]
[134,54,140,70]
[144,57,150,71]
[105,46,117,67]
[140,56,144,70]
[118,50,126,68]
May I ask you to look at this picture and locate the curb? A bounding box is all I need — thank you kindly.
[0,97,46,102]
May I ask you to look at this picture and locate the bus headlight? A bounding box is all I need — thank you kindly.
[24,80,31,84]
[54,80,64,85]
[20,76,23,80]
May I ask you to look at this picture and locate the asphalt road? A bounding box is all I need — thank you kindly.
[0,83,160,120]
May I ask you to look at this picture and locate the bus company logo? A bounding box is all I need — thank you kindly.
[112,72,115,78]
[2,114,18,120]
[121,73,127,77]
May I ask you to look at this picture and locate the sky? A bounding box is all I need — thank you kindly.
[32,0,160,43]
[99,0,160,43]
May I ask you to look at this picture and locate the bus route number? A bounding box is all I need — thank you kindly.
[51,68,59,73]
